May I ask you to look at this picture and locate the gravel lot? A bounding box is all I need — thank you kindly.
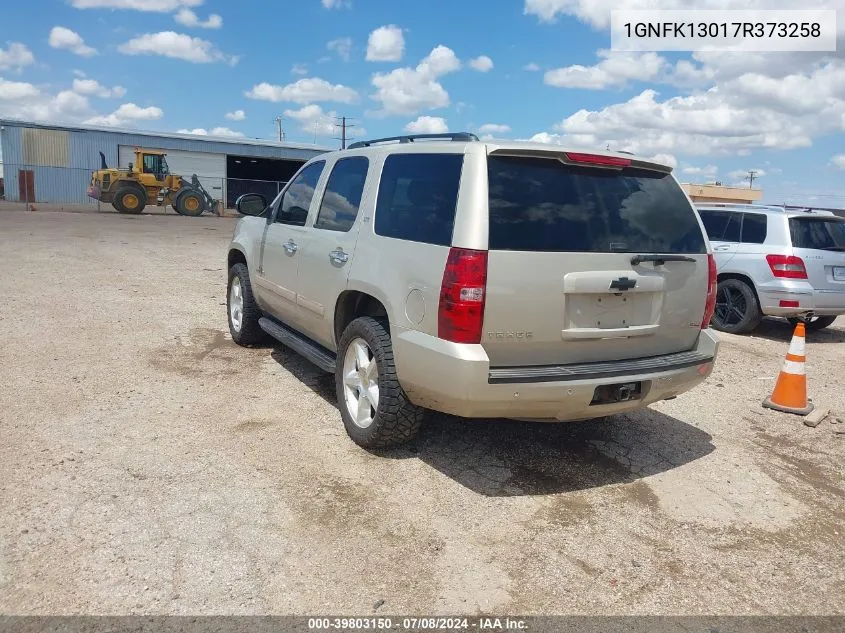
[1,209,844,616]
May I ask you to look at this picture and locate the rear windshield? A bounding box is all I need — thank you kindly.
[487,155,706,253]
[789,217,845,251]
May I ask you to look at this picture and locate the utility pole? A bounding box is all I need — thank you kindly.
[274,116,285,142]
[747,170,757,189]
[333,115,357,149]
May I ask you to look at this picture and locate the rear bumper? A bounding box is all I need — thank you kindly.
[392,328,719,420]
[757,280,845,317]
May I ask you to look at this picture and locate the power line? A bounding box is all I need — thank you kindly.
[747,170,758,189]
[273,116,286,142]
[332,115,358,149]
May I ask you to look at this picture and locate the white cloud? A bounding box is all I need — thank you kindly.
[545,50,667,89]
[327,37,352,62]
[322,0,350,7]
[291,63,308,75]
[370,45,461,116]
[0,78,41,101]
[682,165,718,179]
[523,0,845,30]
[404,116,448,134]
[832,155,845,170]
[0,79,95,122]
[49,27,97,57]
[72,78,126,98]
[523,62,540,72]
[174,8,222,29]
[478,123,511,135]
[469,55,494,72]
[728,168,766,181]
[366,25,404,62]
[225,109,245,121]
[0,43,35,71]
[284,104,338,137]
[85,102,163,126]
[246,77,358,104]
[71,0,202,11]
[118,31,236,65]
[177,126,244,137]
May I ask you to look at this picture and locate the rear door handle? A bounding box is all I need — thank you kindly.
[330,249,349,264]
[283,239,298,254]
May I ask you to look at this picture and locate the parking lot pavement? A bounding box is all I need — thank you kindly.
[1,209,843,615]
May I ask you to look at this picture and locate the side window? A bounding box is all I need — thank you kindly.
[374,153,464,246]
[699,210,731,240]
[277,161,325,226]
[722,212,741,242]
[143,154,160,174]
[314,157,369,232]
[741,213,767,244]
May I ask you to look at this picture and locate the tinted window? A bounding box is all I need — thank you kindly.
[699,210,731,240]
[741,213,767,244]
[314,157,369,232]
[722,212,741,242]
[277,161,325,226]
[487,156,706,253]
[375,154,464,246]
[789,217,845,250]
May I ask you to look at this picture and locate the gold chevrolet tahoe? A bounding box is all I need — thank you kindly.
[226,133,720,448]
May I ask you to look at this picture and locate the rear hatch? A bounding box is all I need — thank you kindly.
[788,215,845,307]
[482,150,710,367]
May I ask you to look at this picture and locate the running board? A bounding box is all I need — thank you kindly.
[258,317,336,373]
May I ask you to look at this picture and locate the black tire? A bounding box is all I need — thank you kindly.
[227,263,265,346]
[113,183,147,214]
[711,278,762,334]
[174,188,207,217]
[787,315,837,331]
[335,317,425,448]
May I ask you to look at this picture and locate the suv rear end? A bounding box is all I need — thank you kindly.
[697,203,845,333]
[388,142,719,420]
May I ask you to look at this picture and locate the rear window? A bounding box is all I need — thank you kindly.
[374,153,464,246]
[487,156,706,253]
[789,217,845,250]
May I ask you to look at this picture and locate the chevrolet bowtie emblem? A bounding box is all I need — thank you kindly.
[610,276,637,291]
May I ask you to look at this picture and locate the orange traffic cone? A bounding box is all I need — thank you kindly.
[763,322,814,415]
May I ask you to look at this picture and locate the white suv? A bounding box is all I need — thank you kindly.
[697,203,845,333]
[227,133,720,448]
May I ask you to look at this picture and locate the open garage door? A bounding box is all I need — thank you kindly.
[119,146,226,208]
[226,155,306,208]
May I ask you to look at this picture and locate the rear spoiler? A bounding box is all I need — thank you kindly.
[488,148,673,174]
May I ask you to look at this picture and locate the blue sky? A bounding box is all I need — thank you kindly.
[1,0,844,205]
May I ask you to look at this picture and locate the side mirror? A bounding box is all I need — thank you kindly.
[236,193,267,217]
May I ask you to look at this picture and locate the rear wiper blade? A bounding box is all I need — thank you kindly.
[630,254,696,265]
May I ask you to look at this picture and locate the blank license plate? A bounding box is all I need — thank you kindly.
[834,267,845,282]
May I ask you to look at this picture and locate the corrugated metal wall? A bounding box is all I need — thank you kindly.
[0,121,326,204]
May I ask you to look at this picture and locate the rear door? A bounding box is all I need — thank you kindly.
[699,209,740,268]
[482,152,710,367]
[788,216,845,309]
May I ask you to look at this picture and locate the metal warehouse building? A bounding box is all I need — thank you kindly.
[0,119,328,208]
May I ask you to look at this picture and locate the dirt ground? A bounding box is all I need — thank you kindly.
[1,209,843,616]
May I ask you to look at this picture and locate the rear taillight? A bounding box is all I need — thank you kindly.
[766,254,807,279]
[564,152,631,168]
[701,253,717,329]
[438,247,488,344]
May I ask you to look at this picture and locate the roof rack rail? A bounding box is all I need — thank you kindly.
[694,202,786,211]
[347,132,479,149]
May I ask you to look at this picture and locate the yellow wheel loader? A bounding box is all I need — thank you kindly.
[87,148,217,216]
